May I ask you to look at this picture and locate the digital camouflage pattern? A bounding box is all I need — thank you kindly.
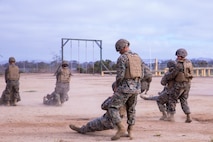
[43,92,61,106]
[75,113,114,134]
[44,63,72,105]
[167,58,193,115]
[115,50,142,94]
[108,50,143,126]
[156,61,176,114]
[163,58,193,115]
[54,82,70,103]
[70,95,126,133]
[2,60,21,106]
[140,65,152,94]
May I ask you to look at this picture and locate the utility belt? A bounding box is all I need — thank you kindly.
[7,79,19,81]
[57,81,69,83]
[124,77,140,82]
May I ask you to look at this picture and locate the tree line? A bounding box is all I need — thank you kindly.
[0,58,213,75]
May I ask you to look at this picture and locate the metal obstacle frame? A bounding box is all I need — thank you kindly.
[61,38,103,74]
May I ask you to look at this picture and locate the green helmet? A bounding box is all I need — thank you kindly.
[175,48,188,58]
[115,39,130,52]
[9,57,16,63]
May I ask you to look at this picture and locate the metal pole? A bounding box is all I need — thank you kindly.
[100,40,103,74]
[61,39,64,61]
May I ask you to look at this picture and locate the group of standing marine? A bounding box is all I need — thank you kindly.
[0,58,72,106]
[141,48,193,123]
[69,39,193,141]
[0,38,193,141]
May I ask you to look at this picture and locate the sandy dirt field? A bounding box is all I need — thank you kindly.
[0,73,213,142]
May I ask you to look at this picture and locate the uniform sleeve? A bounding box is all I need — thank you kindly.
[164,67,179,81]
[116,55,127,86]
[186,60,194,79]
[142,64,152,82]
[4,67,9,83]
[161,74,168,86]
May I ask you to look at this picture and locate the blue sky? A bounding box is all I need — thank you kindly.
[1,0,213,63]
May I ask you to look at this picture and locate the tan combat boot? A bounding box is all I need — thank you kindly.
[185,114,192,123]
[111,122,126,140]
[127,125,133,140]
[69,124,84,134]
[159,111,167,120]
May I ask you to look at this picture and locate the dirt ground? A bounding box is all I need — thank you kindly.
[0,73,213,142]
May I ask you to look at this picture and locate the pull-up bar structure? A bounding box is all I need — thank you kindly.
[61,38,103,74]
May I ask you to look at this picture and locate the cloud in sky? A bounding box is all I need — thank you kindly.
[1,0,213,62]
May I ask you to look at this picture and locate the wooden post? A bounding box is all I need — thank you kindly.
[155,58,158,76]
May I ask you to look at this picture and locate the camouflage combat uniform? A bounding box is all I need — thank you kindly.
[156,60,176,118]
[69,81,126,134]
[140,65,152,95]
[168,59,193,115]
[107,39,144,140]
[43,61,71,105]
[108,50,142,126]
[70,96,119,134]
[43,92,61,106]
[3,57,21,106]
[165,48,193,122]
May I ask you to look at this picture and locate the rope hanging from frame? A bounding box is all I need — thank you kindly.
[92,41,94,74]
[78,40,80,73]
[85,41,88,73]
[70,40,72,70]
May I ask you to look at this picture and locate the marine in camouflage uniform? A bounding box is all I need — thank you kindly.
[43,92,61,106]
[166,48,193,123]
[69,82,127,134]
[156,60,176,120]
[69,96,126,134]
[1,57,21,106]
[43,60,71,106]
[140,64,152,96]
[108,39,143,140]
[140,60,177,120]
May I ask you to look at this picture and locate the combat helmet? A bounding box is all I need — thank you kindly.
[167,60,176,68]
[115,39,130,52]
[62,60,69,66]
[175,48,188,58]
[9,57,16,63]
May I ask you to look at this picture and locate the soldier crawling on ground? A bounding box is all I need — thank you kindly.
[69,82,129,137]
[43,92,61,106]
[43,60,72,106]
